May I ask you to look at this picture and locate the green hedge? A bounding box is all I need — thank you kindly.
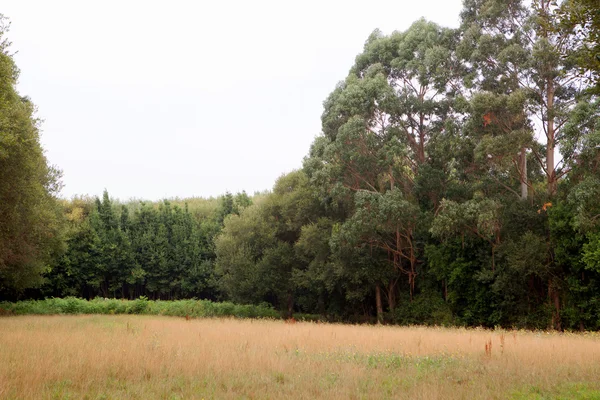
[0,297,289,319]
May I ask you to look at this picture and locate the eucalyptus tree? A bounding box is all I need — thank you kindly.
[555,96,600,329]
[306,19,462,322]
[557,0,600,89]
[457,0,599,329]
[460,0,595,198]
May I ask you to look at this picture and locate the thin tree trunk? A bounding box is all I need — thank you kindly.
[444,279,448,301]
[553,289,561,331]
[318,292,326,318]
[375,284,383,324]
[287,292,294,319]
[549,279,561,330]
[520,147,528,200]
[409,245,416,301]
[546,72,556,196]
[387,280,397,313]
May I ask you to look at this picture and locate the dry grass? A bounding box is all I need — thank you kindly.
[1,316,600,399]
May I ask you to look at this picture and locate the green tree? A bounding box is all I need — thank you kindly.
[460,0,594,197]
[0,16,64,297]
[42,198,99,298]
[215,202,278,304]
[215,171,322,316]
[305,19,461,322]
[558,0,600,89]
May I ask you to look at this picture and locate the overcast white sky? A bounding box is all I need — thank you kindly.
[3,0,463,200]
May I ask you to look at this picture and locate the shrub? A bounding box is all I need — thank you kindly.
[0,297,281,320]
[389,291,454,326]
[127,296,149,314]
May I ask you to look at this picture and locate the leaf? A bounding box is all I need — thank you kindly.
[483,112,493,127]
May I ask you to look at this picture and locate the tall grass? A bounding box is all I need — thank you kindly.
[1,315,600,399]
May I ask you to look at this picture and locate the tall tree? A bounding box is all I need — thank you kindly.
[0,16,64,297]
[460,0,594,197]
[558,0,600,89]
[306,19,461,322]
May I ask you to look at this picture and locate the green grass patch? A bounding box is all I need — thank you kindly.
[511,382,600,399]
[302,348,460,371]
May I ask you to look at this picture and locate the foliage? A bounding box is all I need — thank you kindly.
[0,15,64,296]
[0,297,283,319]
[33,190,251,301]
[2,3,600,329]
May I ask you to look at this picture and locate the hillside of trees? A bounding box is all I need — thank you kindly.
[1,1,599,330]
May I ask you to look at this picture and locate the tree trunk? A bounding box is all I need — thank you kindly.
[409,259,416,302]
[443,279,448,301]
[375,284,383,324]
[546,75,556,196]
[553,289,561,331]
[287,292,294,319]
[520,146,528,200]
[318,292,326,319]
[387,280,396,313]
[549,279,561,330]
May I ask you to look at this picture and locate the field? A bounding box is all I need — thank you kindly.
[1,316,600,399]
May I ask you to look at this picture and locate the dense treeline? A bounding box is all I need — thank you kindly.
[39,191,251,300]
[1,1,600,329]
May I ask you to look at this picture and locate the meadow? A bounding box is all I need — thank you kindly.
[1,315,600,399]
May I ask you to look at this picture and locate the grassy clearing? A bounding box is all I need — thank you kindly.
[1,315,599,399]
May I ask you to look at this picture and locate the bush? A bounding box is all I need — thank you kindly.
[0,297,281,320]
[388,291,454,326]
[127,296,149,314]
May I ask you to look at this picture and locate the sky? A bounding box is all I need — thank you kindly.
[3,0,464,201]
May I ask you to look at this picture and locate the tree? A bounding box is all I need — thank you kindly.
[558,0,600,90]
[460,0,594,198]
[215,202,279,305]
[0,16,64,297]
[215,171,322,316]
[42,197,99,298]
[306,19,461,322]
[457,0,600,329]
